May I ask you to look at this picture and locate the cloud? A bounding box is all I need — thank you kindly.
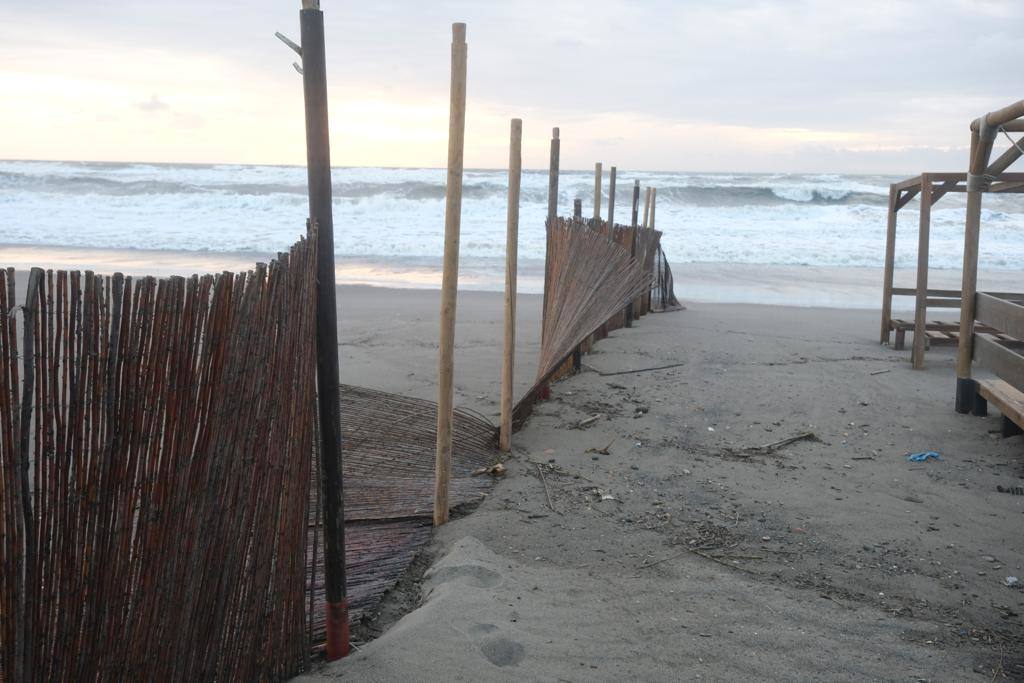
[136,94,170,112]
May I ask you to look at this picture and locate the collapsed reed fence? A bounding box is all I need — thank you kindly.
[512,216,679,429]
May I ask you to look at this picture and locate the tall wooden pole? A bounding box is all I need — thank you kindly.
[625,179,640,328]
[631,180,640,228]
[607,166,617,229]
[911,175,932,370]
[547,128,560,224]
[299,0,348,660]
[573,198,582,219]
[879,185,898,344]
[642,187,651,228]
[542,127,559,348]
[649,187,657,230]
[593,162,602,221]
[956,129,989,412]
[435,23,468,525]
[500,119,522,452]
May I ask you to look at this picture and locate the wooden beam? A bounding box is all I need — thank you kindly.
[976,292,1024,341]
[593,162,602,221]
[880,185,898,343]
[923,298,962,308]
[500,119,522,453]
[649,187,657,230]
[894,188,920,211]
[434,22,468,525]
[974,335,1024,390]
[642,187,651,228]
[930,179,959,205]
[892,175,924,193]
[971,101,1024,131]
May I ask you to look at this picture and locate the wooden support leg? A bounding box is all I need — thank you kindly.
[1002,415,1023,437]
[894,327,906,351]
[971,389,987,417]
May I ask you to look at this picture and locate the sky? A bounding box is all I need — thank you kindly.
[0,0,1020,173]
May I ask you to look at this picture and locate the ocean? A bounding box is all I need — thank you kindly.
[2,160,1023,293]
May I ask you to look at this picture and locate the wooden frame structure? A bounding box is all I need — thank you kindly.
[879,172,1024,369]
[954,100,1024,434]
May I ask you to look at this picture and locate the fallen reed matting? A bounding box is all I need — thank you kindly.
[305,385,498,646]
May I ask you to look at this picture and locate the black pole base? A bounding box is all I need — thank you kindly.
[1003,416,1023,438]
[955,377,976,414]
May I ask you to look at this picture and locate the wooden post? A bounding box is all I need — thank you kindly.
[607,166,617,229]
[500,119,522,452]
[434,23,467,524]
[625,179,640,328]
[956,128,991,412]
[879,185,898,344]
[593,163,602,221]
[573,198,582,219]
[647,188,656,313]
[299,0,348,660]
[542,127,559,349]
[642,187,652,228]
[631,180,640,228]
[547,128,560,224]
[911,175,932,370]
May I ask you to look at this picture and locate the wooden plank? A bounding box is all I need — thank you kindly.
[924,298,961,308]
[974,334,1024,390]
[593,163,602,221]
[976,292,1024,341]
[892,175,923,193]
[977,378,1024,428]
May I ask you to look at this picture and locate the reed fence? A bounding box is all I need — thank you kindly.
[1,233,318,681]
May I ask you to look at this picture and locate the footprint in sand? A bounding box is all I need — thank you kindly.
[430,564,503,588]
[467,623,526,667]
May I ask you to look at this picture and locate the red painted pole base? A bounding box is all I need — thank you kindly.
[325,599,350,660]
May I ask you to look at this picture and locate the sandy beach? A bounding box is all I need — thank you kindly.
[288,283,1023,681]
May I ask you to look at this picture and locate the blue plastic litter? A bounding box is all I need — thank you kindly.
[906,451,941,462]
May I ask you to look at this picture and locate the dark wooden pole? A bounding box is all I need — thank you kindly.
[299,0,348,660]
[573,198,582,219]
